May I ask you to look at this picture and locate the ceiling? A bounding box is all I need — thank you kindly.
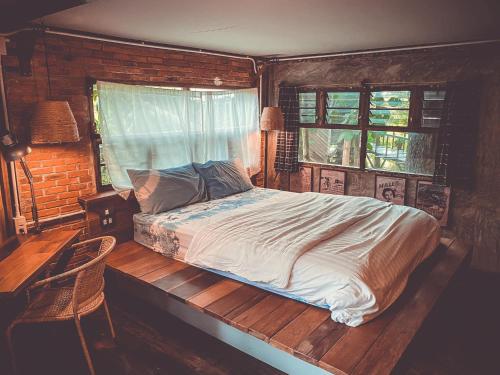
[0,0,87,33]
[32,0,500,57]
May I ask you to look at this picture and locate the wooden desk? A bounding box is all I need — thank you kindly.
[0,229,80,298]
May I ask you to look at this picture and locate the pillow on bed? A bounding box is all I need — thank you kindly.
[127,164,207,214]
[193,159,253,200]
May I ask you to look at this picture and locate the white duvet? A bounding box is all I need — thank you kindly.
[185,191,441,327]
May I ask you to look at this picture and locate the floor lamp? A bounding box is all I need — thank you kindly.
[0,131,41,233]
[260,107,284,188]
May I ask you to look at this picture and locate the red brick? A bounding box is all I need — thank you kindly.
[44,173,67,181]
[59,191,80,199]
[31,167,54,175]
[54,165,77,173]
[33,181,57,189]
[57,178,79,186]
[38,208,60,218]
[68,170,90,178]
[37,195,59,204]
[41,200,63,209]
[46,186,67,195]
[60,204,82,213]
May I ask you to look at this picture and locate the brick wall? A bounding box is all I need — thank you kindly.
[2,33,258,232]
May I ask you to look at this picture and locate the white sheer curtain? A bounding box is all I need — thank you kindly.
[97,81,260,190]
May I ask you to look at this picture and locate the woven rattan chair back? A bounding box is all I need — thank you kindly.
[72,236,114,313]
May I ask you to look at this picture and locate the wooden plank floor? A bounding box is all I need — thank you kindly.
[102,238,470,375]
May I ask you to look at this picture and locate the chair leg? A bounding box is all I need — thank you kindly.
[5,322,17,374]
[102,298,116,340]
[74,316,96,375]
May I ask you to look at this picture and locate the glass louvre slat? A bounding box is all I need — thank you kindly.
[326,92,360,125]
[370,91,410,109]
[299,92,316,108]
[326,108,359,125]
[369,91,410,127]
[327,92,360,108]
[369,109,409,127]
[100,165,112,186]
[299,92,317,123]
[422,90,446,128]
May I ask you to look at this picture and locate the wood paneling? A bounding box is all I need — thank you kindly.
[101,238,469,375]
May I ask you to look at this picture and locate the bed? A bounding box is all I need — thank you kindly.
[133,187,441,327]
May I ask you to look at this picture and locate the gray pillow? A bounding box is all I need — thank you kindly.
[193,159,253,200]
[127,164,207,214]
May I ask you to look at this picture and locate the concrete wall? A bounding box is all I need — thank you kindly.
[265,43,500,272]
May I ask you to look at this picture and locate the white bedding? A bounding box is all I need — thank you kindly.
[135,188,441,327]
[185,193,390,288]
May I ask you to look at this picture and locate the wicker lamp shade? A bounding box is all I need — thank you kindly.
[260,107,284,131]
[30,101,80,144]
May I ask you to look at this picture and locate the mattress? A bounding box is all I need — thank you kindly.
[134,188,284,260]
[134,187,440,326]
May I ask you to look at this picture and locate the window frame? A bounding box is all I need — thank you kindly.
[297,84,445,177]
[87,78,255,191]
[88,79,112,192]
[298,88,319,124]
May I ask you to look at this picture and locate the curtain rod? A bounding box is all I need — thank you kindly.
[287,81,448,89]
[280,81,448,89]
[270,39,500,63]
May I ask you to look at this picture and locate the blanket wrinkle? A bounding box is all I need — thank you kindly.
[186,192,389,288]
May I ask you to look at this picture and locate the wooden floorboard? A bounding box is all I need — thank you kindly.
[270,306,330,353]
[103,238,470,375]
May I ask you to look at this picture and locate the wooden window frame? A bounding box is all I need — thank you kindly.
[298,85,444,177]
[298,89,319,124]
[87,78,246,191]
[87,79,112,192]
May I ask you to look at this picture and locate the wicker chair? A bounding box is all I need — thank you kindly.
[6,236,117,375]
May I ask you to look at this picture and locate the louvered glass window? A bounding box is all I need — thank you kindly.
[299,92,316,123]
[369,91,410,127]
[422,90,446,128]
[326,92,360,125]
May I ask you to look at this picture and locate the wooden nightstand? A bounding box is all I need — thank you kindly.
[78,191,139,243]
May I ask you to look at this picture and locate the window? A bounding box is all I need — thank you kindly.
[369,90,410,127]
[298,86,445,176]
[91,81,260,190]
[299,128,361,167]
[299,92,316,123]
[422,90,446,128]
[366,131,438,174]
[91,85,112,190]
[326,92,360,125]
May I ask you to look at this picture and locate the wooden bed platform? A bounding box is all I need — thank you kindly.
[101,237,470,375]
